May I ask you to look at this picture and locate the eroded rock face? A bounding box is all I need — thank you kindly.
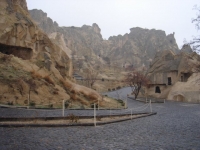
[146,50,200,102]
[107,28,179,68]
[0,0,70,74]
[29,9,180,70]
[180,45,193,53]
[29,9,59,34]
[0,0,104,107]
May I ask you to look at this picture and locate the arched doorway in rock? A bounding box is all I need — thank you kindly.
[173,95,185,102]
[155,86,161,93]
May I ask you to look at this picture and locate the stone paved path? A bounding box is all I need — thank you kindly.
[0,87,200,149]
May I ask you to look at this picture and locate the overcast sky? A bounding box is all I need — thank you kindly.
[27,0,200,49]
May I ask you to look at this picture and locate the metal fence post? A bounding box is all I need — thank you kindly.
[131,109,132,119]
[98,99,99,110]
[63,100,65,117]
[94,103,96,127]
[150,99,152,113]
[28,94,30,109]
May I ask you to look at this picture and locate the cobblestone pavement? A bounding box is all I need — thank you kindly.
[0,87,200,149]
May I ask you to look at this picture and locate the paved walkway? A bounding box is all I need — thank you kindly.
[0,87,200,149]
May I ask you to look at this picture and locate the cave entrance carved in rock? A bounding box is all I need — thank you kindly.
[168,77,172,85]
[155,86,161,93]
[0,43,33,60]
[173,95,185,102]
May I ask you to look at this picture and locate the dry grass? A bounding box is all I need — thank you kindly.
[31,70,42,79]
[60,79,73,89]
[43,75,55,86]
[1,55,12,62]
[87,93,99,101]
[76,96,89,106]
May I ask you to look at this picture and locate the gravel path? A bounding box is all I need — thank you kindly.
[0,87,200,149]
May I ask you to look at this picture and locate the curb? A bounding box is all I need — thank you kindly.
[128,97,165,103]
[0,105,126,110]
[0,112,156,127]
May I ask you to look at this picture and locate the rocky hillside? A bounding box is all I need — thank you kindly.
[0,0,118,108]
[29,9,103,59]
[107,28,179,68]
[29,9,180,70]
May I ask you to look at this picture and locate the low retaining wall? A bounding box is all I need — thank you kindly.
[128,97,165,103]
[0,112,156,127]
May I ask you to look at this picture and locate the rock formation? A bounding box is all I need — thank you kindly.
[146,50,200,102]
[0,0,109,108]
[180,44,193,53]
[29,9,180,71]
[29,9,59,34]
[107,28,179,68]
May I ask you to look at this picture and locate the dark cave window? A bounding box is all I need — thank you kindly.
[155,86,161,93]
[168,77,172,85]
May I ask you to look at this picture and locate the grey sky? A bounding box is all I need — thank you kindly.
[27,0,200,49]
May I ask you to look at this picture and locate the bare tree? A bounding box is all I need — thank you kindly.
[125,70,149,100]
[184,5,200,53]
[86,69,98,88]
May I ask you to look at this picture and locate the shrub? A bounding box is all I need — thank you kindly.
[108,89,111,91]
[96,116,102,121]
[91,103,98,109]
[102,78,104,82]
[68,114,79,123]
[116,86,121,90]
[117,99,125,106]
[7,101,13,105]
[80,105,85,109]
[65,101,70,108]
[30,101,35,106]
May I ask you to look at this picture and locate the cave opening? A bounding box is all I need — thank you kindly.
[168,77,172,85]
[0,43,33,60]
[155,86,161,93]
[173,95,185,102]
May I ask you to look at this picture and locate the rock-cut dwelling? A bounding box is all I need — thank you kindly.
[145,50,200,103]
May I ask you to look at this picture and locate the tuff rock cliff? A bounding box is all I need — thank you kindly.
[107,28,179,68]
[146,50,200,102]
[29,9,180,71]
[0,0,113,108]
